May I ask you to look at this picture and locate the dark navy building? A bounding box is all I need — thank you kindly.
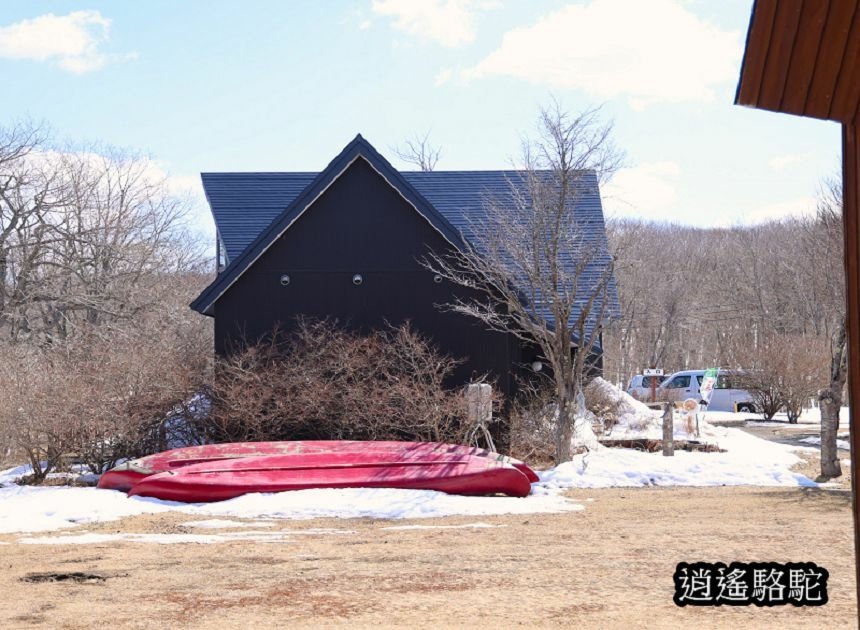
[191,135,615,398]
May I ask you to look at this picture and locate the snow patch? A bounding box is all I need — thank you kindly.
[381,522,504,531]
[799,436,851,450]
[182,519,275,529]
[21,531,292,545]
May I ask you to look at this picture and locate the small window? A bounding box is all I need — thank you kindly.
[717,374,742,390]
[665,375,691,389]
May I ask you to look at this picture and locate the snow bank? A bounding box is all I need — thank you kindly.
[178,487,581,522]
[542,427,817,489]
[587,377,663,437]
[587,377,716,441]
[0,485,174,534]
[0,483,579,535]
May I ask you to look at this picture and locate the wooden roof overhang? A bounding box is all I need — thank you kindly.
[737,0,860,620]
[735,0,860,123]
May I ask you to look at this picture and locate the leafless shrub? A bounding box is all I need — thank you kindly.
[0,345,75,482]
[507,380,557,466]
[0,287,211,478]
[734,336,828,422]
[583,379,626,431]
[201,319,494,447]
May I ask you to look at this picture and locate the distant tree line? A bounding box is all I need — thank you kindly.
[603,183,846,475]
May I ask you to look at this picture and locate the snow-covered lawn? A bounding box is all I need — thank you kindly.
[0,379,828,539]
[0,433,817,537]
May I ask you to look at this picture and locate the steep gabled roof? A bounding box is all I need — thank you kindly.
[191,135,619,338]
[207,169,607,264]
[191,134,466,315]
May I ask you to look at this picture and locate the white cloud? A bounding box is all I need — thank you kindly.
[371,0,498,47]
[435,67,453,85]
[768,152,809,172]
[602,161,681,221]
[463,0,742,108]
[0,10,134,74]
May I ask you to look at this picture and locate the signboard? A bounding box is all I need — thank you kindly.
[699,368,719,405]
[644,368,664,376]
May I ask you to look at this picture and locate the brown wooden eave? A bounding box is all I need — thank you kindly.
[736,0,860,125]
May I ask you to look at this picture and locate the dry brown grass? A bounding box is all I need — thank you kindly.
[0,486,855,629]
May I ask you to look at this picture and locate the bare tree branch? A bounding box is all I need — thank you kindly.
[392,130,441,172]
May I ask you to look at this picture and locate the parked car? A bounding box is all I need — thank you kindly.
[658,369,757,413]
[626,373,667,400]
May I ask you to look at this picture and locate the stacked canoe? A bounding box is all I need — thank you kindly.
[98,441,538,502]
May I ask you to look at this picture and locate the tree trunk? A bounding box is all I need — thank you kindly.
[820,388,843,478]
[555,398,573,463]
[820,319,847,478]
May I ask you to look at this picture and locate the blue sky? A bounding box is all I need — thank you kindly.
[0,1,842,238]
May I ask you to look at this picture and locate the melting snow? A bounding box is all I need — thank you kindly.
[799,435,851,450]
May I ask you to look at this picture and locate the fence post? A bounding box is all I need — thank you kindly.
[662,402,674,457]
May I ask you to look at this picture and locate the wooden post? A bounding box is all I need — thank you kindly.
[842,121,860,612]
[662,403,674,456]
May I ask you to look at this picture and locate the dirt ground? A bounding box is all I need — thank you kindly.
[0,485,855,629]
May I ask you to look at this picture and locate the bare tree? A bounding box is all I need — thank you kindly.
[0,122,213,481]
[425,103,622,462]
[393,130,441,172]
[811,178,845,477]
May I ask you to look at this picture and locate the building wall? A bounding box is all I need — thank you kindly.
[213,157,530,397]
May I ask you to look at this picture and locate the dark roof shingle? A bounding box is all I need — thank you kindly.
[193,135,619,339]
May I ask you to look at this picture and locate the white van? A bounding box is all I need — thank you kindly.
[658,369,757,413]
[626,373,667,400]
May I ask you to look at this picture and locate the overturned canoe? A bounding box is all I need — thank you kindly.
[98,440,539,491]
[127,452,532,502]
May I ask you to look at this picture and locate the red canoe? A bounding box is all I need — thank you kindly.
[98,441,539,491]
[127,452,532,502]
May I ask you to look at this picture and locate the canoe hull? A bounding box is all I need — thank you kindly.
[127,455,532,502]
[99,440,538,491]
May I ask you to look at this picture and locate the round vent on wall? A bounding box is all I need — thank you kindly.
[433,274,443,284]
[352,274,363,286]
[280,274,290,286]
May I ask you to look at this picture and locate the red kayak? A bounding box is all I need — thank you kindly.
[98,441,539,491]
[127,452,532,502]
